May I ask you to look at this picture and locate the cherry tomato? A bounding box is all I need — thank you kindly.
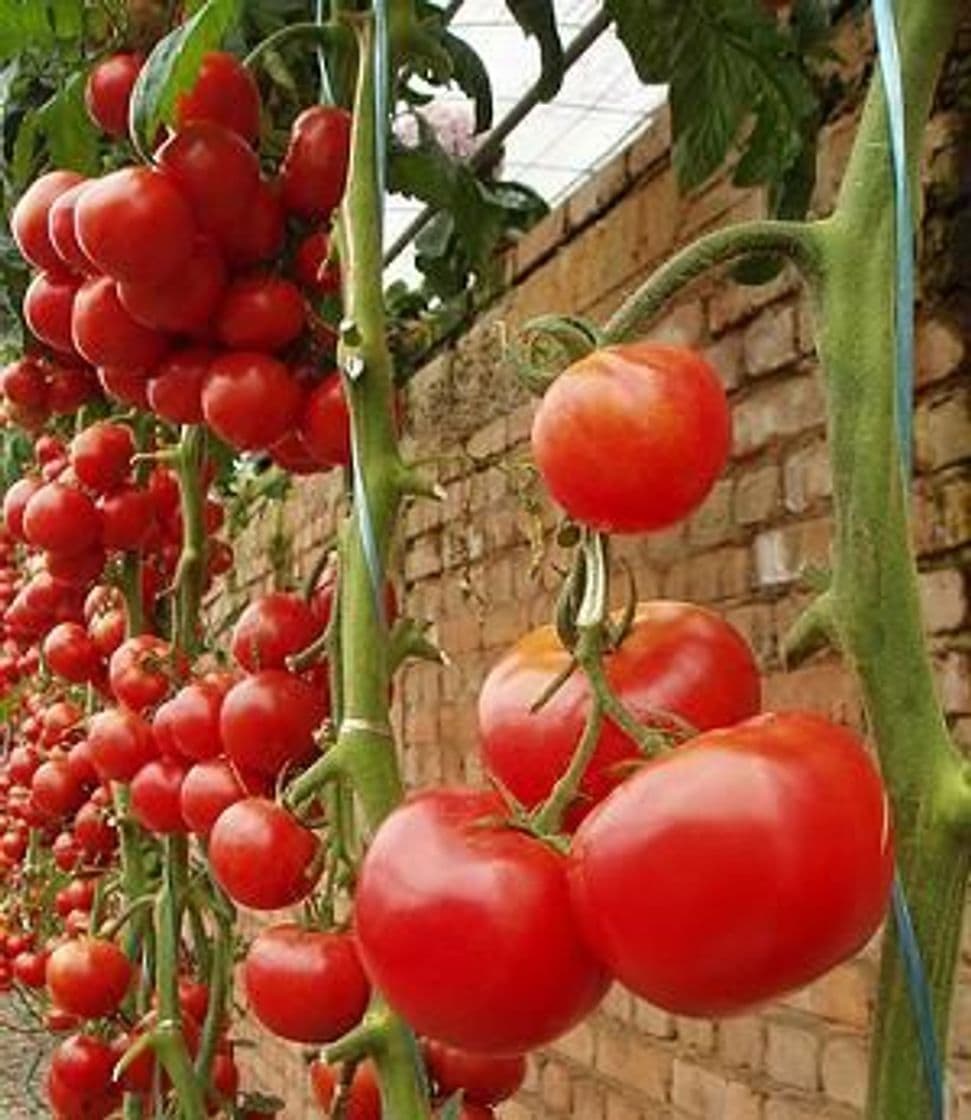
[43,622,103,684]
[479,602,761,821]
[179,757,269,837]
[88,706,158,783]
[220,670,326,777]
[118,240,226,335]
[24,271,79,354]
[130,757,189,833]
[23,482,101,556]
[109,635,184,712]
[216,276,305,352]
[70,422,135,495]
[202,351,302,451]
[75,167,196,284]
[13,948,49,988]
[99,486,156,551]
[354,787,609,1053]
[424,1041,526,1105]
[243,924,370,1043]
[2,358,48,412]
[569,711,894,1015]
[153,678,229,762]
[147,347,211,423]
[72,276,170,370]
[209,797,321,910]
[175,51,261,143]
[310,1060,380,1120]
[280,107,351,219]
[85,53,143,137]
[531,343,731,533]
[46,937,132,1019]
[300,375,351,467]
[12,170,85,272]
[230,593,323,672]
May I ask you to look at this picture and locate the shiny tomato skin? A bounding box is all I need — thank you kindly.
[179,757,269,836]
[46,937,133,1019]
[147,347,211,423]
[75,167,196,284]
[31,759,86,819]
[117,239,226,335]
[98,486,156,551]
[109,634,184,712]
[216,275,305,352]
[310,1060,380,1120]
[156,121,259,235]
[424,1042,526,1105]
[281,107,351,218]
[24,271,79,354]
[85,53,142,136]
[50,1031,115,1097]
[72,277,170,370]
[300,375,351,467]
[354,787,609,1053]
[3,475,43,539]
[294,229,340,294]
[243,924,370,1043]
[153,679,229,762]
[12,170,85,272]
[88,706,158,783]
[230,592,323,672]
[201,351,302,451]
[209,797,321,910]
[479,602,761,819]
[23,482,101,556]
[70,422,135,495]
[42,622,103,684]
[217,178,284,266]
[48,182,96,275]
[13,949,49,988]
[569,711,895,1016]
[174,51,261,143]
[130,757,189,833]
[531,343,731,534]
[220,669,326,777]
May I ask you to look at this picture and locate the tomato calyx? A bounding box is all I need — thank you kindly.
[508,314,604,396]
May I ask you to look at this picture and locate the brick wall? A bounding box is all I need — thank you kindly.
[231,17,971,1119]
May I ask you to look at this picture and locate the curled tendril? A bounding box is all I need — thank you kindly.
[507,314,604,396]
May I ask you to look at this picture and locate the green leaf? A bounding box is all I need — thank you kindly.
[37,72,100,175]
[505,0,564,100]
[129,0,240,157]
[440,30,493,132]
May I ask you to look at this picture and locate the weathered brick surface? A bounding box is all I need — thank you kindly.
[226,25,970,1120]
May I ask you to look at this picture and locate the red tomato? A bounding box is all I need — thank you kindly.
[216,276,305,352]
[75,167,196,284]
[32,759,85,819]
[310,1060,380,1120]
[243,924,370,1043]
[85,53,143,137]
[72,276,170,370]
[73,800,117,859]
[88,706,157,783]
[424,1041,526,1105]
[46,937,132,1019]
[2,358,48,412]
[12,170,85,272]
[130,757,189,833]
[53,831,83,871]
[294,229,340,295]
[13,948,49,988]
[179,757,268,837]
[531,343,731,533]
[70,422,135,495]
[569,711,894,1015]
[46,544,107,587]
[300,375,351,467]
[209,797,321,910]
[88,608,126,658]
[156,121,260,235]
[23,482,101,556]
[3,475,43,539]
[153,679,228,762]
[97,364,152,409]
[268,430,323,475]
[174,51,261,143]
[48,362,98,414]
[220,670,326,777]
[48,182,96,275]
[118,240,226,335]
[202,351,302,451]
[109,635,184,712]
[479,602,761,820]
[217,178,284,266]
[354,788,609,1053]
[147,347,211,423]
[99,486,156,551]
[280,107,351,218]
[24,271,79,354]
[43,622,103,684]
[49,1032,118,1115]
[230,593,323,672]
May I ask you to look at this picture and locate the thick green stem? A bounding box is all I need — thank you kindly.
[813,3,967,1116]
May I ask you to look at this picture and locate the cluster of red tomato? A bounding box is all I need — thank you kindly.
[7,48,354,474]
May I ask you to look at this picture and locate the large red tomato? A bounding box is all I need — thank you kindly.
[219,670,326,777]
[354,788,609,1053]
[12,170,85,273]
[201,351,302,451]
[209,797,321,910]
[531,343,730,533]
[479,602,760,820]
[75,167,196,284]
[174,51,261,143]
[569,711,894,1016]
[46,937,132,1019]
[22,482,101,556]
[243,924,370,1043]
[280,107,351,218]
